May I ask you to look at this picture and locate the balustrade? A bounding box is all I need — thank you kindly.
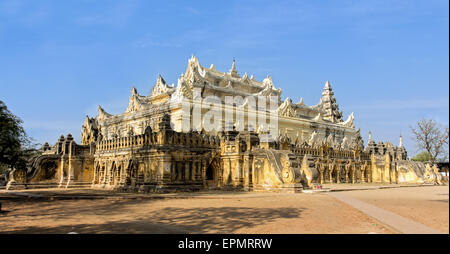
[95,130,221,152]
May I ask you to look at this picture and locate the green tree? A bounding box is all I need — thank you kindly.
[0,100,32,173]
[410,118,449,165]
[411,151,432,162]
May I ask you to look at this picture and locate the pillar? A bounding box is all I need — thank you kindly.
[336,163,340,184]
[58,157,66,188]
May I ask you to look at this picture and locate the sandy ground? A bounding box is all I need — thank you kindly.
[341,186,449,233]
[0,189,393,234]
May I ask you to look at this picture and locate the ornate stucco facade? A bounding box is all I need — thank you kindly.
[7,56,445,192]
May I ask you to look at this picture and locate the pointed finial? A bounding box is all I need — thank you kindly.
[131,86,138,95]
[157,74,166,84]
[399,133,403,147]
[368,130,372,142]
[299,97,304,104]
[229,57,238,77]
[324,80,331,89]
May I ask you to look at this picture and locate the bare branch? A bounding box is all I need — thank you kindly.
[410,119,449,164]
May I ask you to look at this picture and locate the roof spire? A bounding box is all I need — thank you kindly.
[157,74,166,84]
[131,86,138,95]
[399,133,403,147]
[229,57,239,77]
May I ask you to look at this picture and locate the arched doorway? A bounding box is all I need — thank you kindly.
[205,157,221,189]
[206,164,215,187]
[125,160,138,186]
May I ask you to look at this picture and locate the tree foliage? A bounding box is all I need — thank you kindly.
[410,118,449,164]
[411,151,432,162]
[0,100,33,172]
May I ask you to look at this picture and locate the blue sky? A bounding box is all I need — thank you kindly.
[0,0,448,157]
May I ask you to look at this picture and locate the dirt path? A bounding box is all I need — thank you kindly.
[336,186,449,233]
[329,192,441,234]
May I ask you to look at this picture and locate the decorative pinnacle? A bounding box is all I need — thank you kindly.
[157,74,166,84]
[229,57,238,77]
[131,86,138,95]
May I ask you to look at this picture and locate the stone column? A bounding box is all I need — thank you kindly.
[351,164,356,184]
[328,164,333,183]
[336,163,340,184]
[233,159,241,187]
[202,159,207,188]
[119,161,126,186]
[65,154,74,188]
[101,161,108,187]
[106,162,115,185]
[191,158,197,181]
[58,157,66,188]
[170,161,176,181]
[243,154,250,190]
[98,163,103,185]
[190,159,196,182]
[222,158,231,186]
[92,162,99,186]
[195,159,202,181]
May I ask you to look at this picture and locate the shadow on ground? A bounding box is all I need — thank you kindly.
[1,197,304,234]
